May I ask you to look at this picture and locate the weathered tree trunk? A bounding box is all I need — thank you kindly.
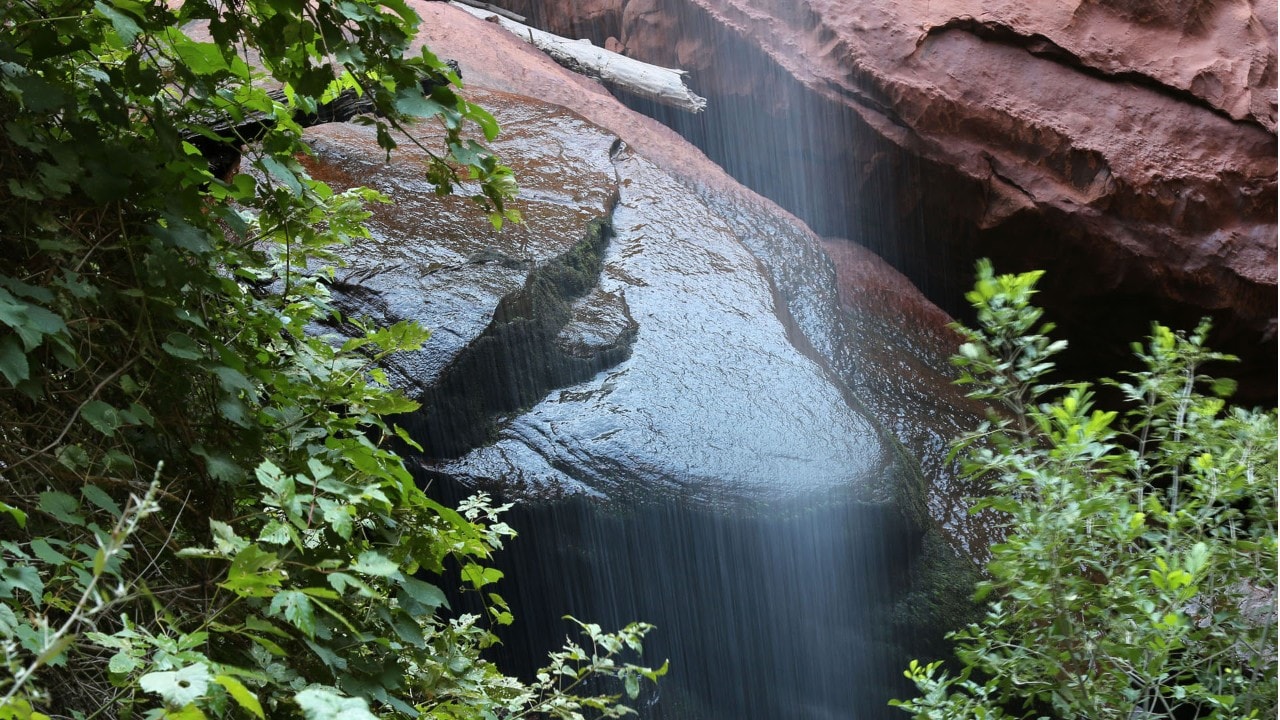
[450,2,707,113]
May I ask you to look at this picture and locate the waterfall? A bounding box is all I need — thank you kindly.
[398,85,970,716]
[431,486,933,720]
[316,6,991,717]
[362,2,1279,716]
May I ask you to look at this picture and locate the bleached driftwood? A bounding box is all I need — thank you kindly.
[451,0,525,23]
[450,2,708,113]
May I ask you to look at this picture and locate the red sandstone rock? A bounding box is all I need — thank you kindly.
[489,0,1277,401]
[409,0,953,331]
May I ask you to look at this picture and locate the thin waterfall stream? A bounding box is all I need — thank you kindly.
[317,5,993,717]
[398,16,976,719]
[306,1,1277,717]
[475,493,923,719]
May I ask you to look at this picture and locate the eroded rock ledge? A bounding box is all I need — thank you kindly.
[492,0,1278,404]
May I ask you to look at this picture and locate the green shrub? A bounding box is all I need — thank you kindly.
[892,261,1277,720]
[0,1,661,718]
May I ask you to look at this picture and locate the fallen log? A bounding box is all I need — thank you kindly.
[451,0,525,22]
[449,2,708,113]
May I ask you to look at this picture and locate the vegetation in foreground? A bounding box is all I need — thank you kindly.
[893,261,1277,719]
[0,0,662,718]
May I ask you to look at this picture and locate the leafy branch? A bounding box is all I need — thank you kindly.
[892,262,1277,720]
[0,0,660,717]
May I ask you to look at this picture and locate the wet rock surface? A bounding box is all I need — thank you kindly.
[305,85,935,515]
[400,2,982,525]
[494,0,1278,406]
[302,97,619,393]
[304,8,997,716]
[434,147,906,508]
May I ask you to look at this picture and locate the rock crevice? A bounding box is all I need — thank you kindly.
[916,16,1268,130]
[404,213,640,459]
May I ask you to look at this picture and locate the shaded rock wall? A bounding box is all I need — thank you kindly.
[493,0,1278,405]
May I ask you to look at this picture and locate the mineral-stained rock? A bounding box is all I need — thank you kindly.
[493,0,1278,404]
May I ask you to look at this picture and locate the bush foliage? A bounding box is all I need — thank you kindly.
[892,261,1277,719]
[0,1,661,718]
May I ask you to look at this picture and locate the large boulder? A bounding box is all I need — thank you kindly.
[299,8,997,713]
[491,0,1278,405]
[302,5,983,523]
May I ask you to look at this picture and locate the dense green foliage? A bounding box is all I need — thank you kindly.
[0,1,661,718]
[892,261,1277,719]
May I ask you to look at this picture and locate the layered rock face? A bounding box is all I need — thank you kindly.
[496,0,1278,404]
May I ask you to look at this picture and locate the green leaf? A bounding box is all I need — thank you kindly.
[391,613,426,647]
[212,365,255,395]
[0,335,30,386]
[1,564,44,605]
[140,664,212,708]
[29,538,71,566]
[0,501,27,528]
[217,396,250,427]
[394,88,444,119]
[210,519,250,555]
[108,651,142,675]
[163,706,208,720]
[326,572,373,597]
[0,291,67,351]
[257,519,294,546]
[302,637,349,672]
[81,484,122,518]
[245,633,287,657]
[1209,377,1237,398]
[393,424,423,452]
[34,633,75,667]
[199,449,243,483]
[460,563,502,588]
[1184,542,1210,575]
[80,400,122,436]
[214,675,264,719]
[94,1,142,43]
[38,491,84,526]
[446,655,471,674]
[0,603,18,636]
[268,590,316,637]
[350,551,399,578]
[317,498,352,540]
[151,216,212,253]
[162,332,204,360]
[256,460,293,498]
[398,576,447,612]
[221,546,282,597]
[54,444,90,472]
[162,29,230,75]
[0,698,46,720]
[259,156,303,195]
[294,687,378,720]
[466,102,501,141]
